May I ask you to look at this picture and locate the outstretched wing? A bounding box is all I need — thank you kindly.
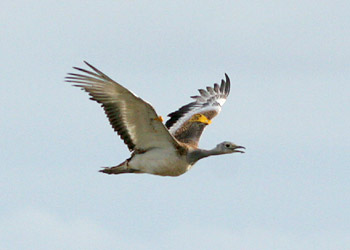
[66,61,179,152]
[165,74,230,146]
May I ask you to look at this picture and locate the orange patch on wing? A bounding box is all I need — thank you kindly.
[189,114,212,125]
[154,116,164,122]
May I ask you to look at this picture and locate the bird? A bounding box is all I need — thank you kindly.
[66,61,245,177]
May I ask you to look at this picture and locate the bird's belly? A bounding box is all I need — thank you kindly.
[129,149,191,176]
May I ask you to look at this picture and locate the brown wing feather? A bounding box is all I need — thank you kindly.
[66,61,179,152]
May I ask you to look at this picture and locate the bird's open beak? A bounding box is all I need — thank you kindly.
[233,145,245,153]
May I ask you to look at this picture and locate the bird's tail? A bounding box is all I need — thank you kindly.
[99,160,138,175]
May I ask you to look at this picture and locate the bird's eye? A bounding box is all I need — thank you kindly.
[225,144,230,148]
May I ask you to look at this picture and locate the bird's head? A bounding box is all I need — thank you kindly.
[216,141,245,154]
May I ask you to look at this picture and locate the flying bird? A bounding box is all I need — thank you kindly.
[66,62,245,177]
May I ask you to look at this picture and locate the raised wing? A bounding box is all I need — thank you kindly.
[165,74,230,146]
[66,61,179,152]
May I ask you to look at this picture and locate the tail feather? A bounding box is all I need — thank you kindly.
[99,160,139,175]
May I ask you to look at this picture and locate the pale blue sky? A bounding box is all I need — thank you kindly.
[1,1,349,249]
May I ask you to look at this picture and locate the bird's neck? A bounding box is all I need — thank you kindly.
[187,147,221,164]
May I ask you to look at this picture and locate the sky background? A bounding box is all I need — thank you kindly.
[1,1,349,249]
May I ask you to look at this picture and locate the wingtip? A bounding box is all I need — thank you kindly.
[83,60,95,69]
[81,61,111,80]
[224,73,230,95]
[83,60,91,66]
[224,73,230,82]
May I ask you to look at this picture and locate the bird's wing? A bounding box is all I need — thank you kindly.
[165,74,230,146]
[66,61,179,152]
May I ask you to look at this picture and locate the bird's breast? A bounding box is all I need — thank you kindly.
[129,148,191,176]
